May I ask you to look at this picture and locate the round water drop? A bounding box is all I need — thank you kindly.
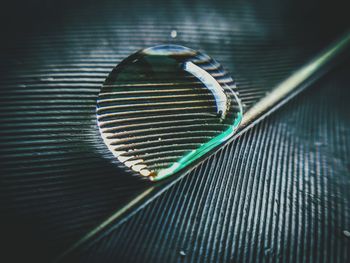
[96,45,242,181]
[170,30,177,38]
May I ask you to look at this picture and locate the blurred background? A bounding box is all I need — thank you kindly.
[0,0,349,262]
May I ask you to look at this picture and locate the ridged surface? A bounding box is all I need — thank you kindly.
[73,62,350,263]
[0,0,349,262]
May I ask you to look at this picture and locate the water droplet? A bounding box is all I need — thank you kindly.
[170,30,177,38]
[97,45,242,181]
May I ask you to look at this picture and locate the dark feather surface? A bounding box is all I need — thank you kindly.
[0,0,349,262]
[70,62,350,262]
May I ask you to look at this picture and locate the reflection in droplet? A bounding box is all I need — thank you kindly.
[182,61,228,119]
[97,45,242,181]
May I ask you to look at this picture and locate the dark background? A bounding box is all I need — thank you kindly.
[0,0,349,262]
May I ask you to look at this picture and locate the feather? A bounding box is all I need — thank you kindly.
[1,0,349,262]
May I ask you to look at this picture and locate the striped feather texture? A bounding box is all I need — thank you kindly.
[0,0,349,262]
[70,61,350,263]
